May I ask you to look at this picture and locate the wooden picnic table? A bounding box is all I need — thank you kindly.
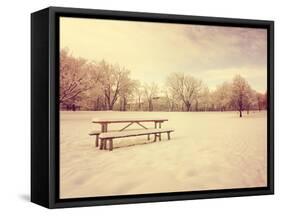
[91,117,170,150]
[92,118,168,133]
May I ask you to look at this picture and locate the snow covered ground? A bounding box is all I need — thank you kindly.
[59,111,267,199]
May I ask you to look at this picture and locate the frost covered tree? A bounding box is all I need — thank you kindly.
[166,73,202,111]
[60,48,101,106]
[118,78,137,111]
[99,61,132,110]
[133,81,144,111]
[164,89,177,111]
[197,86,211,111]
[60,48,266,113]
[231,75,252,117]
[144,82,158,111]
[256,92,267,111]
[213,82,232,111]
[245,88,257,114]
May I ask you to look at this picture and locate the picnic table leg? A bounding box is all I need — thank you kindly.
[99,125,104,149]
[167,132,171,140]
[109,139,113,151]
[159,122,162,128]
[100,123,108,150]
[159,133,161,141]
[99,139,104,150]
[153,134,157,142]
[154,122,157,128]
[95,135,99,147]
[103,123,108,150]
[147,134,150,140]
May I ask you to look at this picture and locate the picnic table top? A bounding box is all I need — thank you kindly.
[92,117,168,123]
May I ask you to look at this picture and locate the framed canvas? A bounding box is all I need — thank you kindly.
[31,6,274,208]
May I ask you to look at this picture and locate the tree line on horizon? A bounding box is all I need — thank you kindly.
[60,48,267,117]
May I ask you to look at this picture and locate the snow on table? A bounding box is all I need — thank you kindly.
[92,117,168,123]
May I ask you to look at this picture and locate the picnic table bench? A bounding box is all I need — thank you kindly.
[89,117,174,151]
[99,128,174,151]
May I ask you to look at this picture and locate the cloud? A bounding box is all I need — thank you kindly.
[181,25,267,71]
[60,17,267,92]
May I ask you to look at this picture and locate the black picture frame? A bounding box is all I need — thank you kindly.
[31,6,274,209]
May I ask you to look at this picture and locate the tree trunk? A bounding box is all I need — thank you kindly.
[108,104,113,110]
[94,97,100,111]
[138,97,141,110]
[258,103,261,111]
[123,97,127,111]
[148,100,153,111]
[239,109,242,117]
[195,100,198,112]
[185,102,191,112]
[119,99,122,111]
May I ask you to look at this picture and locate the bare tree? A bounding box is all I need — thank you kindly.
[60,49,91,104]
[197,86,211,111]
[134,81,144,111]
[245,88,257,114]
[83,81,105,110]
[144,83,158,111]
[60,49,103,107]
[60,48,266,114]
[119,79,137,111]
[231,75,252,117]
[256,92,267,111]
[213,82,232,111]
[264,91,267,110]
[167,73,202,111]
[164,89,177,111]
[99,61,132,110]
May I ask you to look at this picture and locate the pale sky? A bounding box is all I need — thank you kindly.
[60,17,267,93]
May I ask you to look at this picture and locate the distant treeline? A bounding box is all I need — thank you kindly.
[60,48,267,117]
